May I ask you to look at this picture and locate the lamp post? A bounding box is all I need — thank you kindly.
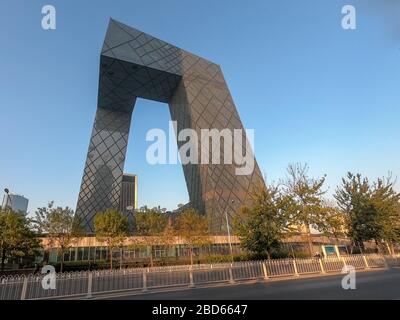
[126,205,134,232]
[225,200,235,264]
[3,188,12,211]
[122,205,135,269]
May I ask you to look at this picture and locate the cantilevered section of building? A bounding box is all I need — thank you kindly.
[75,19,264,233]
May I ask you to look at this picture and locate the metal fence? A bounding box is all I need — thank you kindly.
[0,253,396,300]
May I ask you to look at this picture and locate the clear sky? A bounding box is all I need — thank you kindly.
[0,0,399,215]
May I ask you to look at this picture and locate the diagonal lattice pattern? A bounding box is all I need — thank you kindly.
[76,107,134,232]
[76,19,264,233]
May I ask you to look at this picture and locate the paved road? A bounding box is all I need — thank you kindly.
[95,269,400,300]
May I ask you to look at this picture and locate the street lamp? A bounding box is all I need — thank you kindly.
[3,188,12,210]
[123,205,136,269]
[225,200,235,264]
[126,205,135,230]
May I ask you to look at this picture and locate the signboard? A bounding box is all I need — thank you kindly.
[324,245,337,256]
[337,245,349,256]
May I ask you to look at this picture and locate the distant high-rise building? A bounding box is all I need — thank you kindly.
[2,193,29,214]
[119,174,138,232]
[119,174,138,212]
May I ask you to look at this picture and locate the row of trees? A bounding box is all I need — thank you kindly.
[1,203,211,272]
[1,162,398,271]
[234,163,400,258]
[94,208,209,269]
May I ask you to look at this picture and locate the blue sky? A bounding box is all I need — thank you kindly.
[0,0,399,215]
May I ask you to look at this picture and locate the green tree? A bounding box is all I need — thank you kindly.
[134,209,168,266]
[0,208,42,271]
[174,209,209,265]
[335,173,378,251]
[35,202,81,272]
[283,163,328,257]
[370,175,400,254]
[335,172,400,254]
[162,220,177,261]
[233,183,294,259]
[94,209,128,270]
[315,203,347,242]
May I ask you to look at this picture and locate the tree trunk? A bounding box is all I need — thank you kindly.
[190,245,193,265]
[120,248,123,270]
[358,242,364,254]
[266,249,271,260]
[109,248,113,270]
[150,246,154,267]
[305,226,313,257]
[290,244,296,259]
[60,250,64,273]
[307,237,313,257]
[390,242,395,256]
[1,248,6,272]
[374,239,380,254]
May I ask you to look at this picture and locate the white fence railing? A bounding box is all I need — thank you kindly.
[0,253,396,300]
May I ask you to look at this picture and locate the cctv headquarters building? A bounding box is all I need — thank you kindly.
[75,19,264,234]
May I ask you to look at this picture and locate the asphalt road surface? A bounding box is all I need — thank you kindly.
[95,269,400,300]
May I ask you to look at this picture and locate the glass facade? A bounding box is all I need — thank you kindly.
[48,243,244,264]
[2,193,29,214]
[75,19,264,234]
[119,174,137,231]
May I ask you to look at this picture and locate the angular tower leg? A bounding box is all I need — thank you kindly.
[169,62,264,234]
[75,103,135,233]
